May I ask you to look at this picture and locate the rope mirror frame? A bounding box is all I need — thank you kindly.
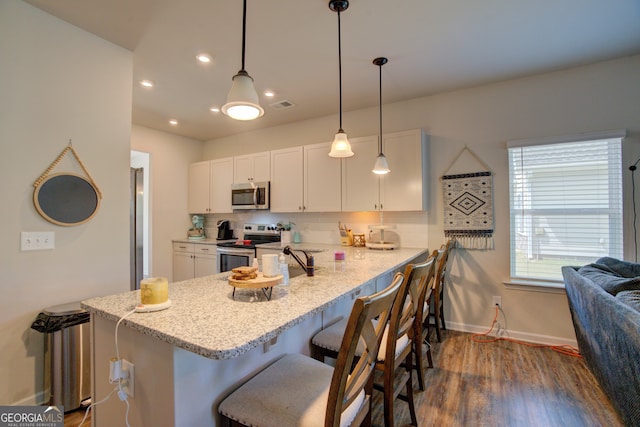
[33,142,102,227]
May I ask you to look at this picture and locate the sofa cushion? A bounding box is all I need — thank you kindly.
[595,256,640,278]
[616,290,640,312]
[577,262,640,295]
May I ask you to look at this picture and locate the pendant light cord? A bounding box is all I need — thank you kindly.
[337,9,343,131]
[241,0,247,72]
[378,61,383,155]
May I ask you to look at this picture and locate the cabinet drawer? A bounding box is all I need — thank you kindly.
[173,242,194,253]
[194,244,216,255]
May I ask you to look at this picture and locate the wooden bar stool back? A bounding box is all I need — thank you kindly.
[427,239,455,342]
[218,273,404,427]
[409,254,437,391]
[311,259,433,427]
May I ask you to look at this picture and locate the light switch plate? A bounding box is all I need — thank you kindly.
[21,231,55,251]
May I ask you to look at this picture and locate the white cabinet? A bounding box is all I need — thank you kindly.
[379,129,428,211]
[270,143,342,213]
[270,147,303,212]
[341,135,380,211]
[342,129,428,212]
[188,161,211,214]
[234,151,270,183]
[210,157,234,213]
[188,158,234,214]
[172,242,217,282]
[304,142,342,212]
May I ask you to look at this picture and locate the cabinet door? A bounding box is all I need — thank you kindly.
[252,151,271,182]
[188,161,211,213]
[234,152,271,183]
[210,157,234,213]
[341,136,380,212]
[380,129,428,211]
[194,248,217,278]
[270,147,303,212]
[304,142,342,212]
[173,251,194,282]
[233,155,254,183]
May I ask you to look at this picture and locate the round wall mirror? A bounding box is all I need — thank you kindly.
[33,173,100,226]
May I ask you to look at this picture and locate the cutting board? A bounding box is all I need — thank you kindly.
[228,273,283,289]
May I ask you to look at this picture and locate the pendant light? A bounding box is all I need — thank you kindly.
[372,57,390,174]
[328,0,354,158]
[222,0,264,121]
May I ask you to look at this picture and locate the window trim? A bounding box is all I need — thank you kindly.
[506,129,627,285]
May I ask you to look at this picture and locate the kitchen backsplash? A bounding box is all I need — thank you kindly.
[204,211,429,249]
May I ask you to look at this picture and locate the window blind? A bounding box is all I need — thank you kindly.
[508,137,623,281]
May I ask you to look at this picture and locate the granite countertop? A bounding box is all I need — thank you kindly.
[82,245,427,360]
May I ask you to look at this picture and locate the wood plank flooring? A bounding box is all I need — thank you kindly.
[64,330,622,427]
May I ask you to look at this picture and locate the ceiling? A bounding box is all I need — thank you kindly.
[25,0,640,141]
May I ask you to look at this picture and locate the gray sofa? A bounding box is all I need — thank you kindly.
[562,257,640,427]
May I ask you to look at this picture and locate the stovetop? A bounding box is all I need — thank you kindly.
[217,223,280,249]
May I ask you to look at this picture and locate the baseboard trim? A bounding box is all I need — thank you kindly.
[13,390,48,406]
[445,321,578,348]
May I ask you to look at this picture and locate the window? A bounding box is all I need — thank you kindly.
[508,131,625,282]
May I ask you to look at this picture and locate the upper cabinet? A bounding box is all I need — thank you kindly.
[304,142,342,212]
[210,157,234,213]
[270,143,342,213]
[341,135,381,212]
[188,161,212,214]
[342,129,428,212]
[188,157,234,214]
[234,151,270,183]
[270,147,303,212]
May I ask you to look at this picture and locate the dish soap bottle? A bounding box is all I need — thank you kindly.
[279,252,289,285]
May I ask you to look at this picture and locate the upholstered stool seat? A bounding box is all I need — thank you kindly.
[312,318,409,362]
[219,353,365,427]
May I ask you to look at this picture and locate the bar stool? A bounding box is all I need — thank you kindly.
[311,258,435,426]
[427,239,455,342]
[218,273,404,427]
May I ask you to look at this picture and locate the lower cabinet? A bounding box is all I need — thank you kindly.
[172,242,217,282]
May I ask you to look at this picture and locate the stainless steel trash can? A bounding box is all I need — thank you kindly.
[40,302,91,411]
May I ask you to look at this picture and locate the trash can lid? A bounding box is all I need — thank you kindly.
[43,301,86,316]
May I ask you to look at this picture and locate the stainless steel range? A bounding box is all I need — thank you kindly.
[216,223,281,273]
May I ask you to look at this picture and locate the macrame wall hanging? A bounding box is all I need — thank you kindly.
[441,146,494,250]
[33,141,102,226]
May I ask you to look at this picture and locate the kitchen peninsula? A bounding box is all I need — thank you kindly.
[82,245,427,427]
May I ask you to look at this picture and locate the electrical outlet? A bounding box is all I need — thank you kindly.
[492,296,502,308]
[21,231,55,251]
[122,359,134,398]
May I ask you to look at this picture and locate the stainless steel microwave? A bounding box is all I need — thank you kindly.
[231,181,270,210]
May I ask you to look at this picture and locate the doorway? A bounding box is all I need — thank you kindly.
[130,151,150,290]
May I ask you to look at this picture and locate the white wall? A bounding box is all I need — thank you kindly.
[0,1,133,405]
[131,125,203,280]
[204,55,640,344]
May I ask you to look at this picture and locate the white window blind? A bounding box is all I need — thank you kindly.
[508,133,624,282]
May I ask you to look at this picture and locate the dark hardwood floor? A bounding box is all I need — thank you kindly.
[65,330,622,427]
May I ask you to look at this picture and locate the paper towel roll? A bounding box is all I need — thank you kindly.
[262,254,279,277]
[140,277,169,305]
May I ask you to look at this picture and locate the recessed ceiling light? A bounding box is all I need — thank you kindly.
[209,107,220,113]
[169,119,178,126]
[264,90,275,97]
[139,79,154,88]
[196,53,213,64]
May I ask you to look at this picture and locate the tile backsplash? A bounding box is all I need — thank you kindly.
[204,211,429,249]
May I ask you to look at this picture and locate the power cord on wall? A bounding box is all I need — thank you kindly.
[471,306,582,358]
[78,308,137,427]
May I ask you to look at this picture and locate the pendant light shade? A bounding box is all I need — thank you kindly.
[328,0,354,158]
[222,0,264,121]
[372,57,390,174]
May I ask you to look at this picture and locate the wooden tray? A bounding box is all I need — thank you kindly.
[228,273,283,289]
